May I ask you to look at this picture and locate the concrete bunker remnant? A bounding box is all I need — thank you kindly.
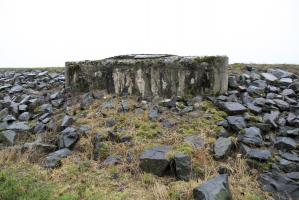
[65,54,228,98]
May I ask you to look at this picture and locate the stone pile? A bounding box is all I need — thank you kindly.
[1,66,298,199]
[213,67,299,199]
[0,69,75,168]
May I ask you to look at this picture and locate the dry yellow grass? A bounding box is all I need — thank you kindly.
[0,95,272,200]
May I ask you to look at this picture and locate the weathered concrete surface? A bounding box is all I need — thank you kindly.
[65,54,228,98]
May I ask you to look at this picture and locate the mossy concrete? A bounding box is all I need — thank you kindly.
[65,54,228,98]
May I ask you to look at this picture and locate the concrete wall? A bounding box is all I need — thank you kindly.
[65,54,228,98]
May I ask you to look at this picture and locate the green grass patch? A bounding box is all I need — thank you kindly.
[0,166,74,200]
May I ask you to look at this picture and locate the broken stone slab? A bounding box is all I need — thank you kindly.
[281,152,299,162]
[237,127,263,146]
[268,68,291,78]
[80,92,95,109]
[43,148,72,169]
[279,127,299,137]
[263,111,280,128]
[59,127,79,149]
[0,130,16,145]
[65,55,229,98]
[0,108,9,121]
[281,89,296,97]
[273,99,289,111]
[226,116,247,131]
[61,115,74,128]
[214,137,233,159]
[9,85,23,93]
[171,152,192,181]
[220,102,247,115]
[259,171,299,200]
[247,85,265,96]
[2,115,16,123]
[240,144,271,161]
[278,158,299,173]
[274,137,297,151]
[289,81,299,92]
[148,105,159,121]
[6,122,30,131]
[193,174,232,200]
[139,146,171,176]
[286,172,299,181]
[119,99,130,112]
[261,72,278,82]
[18,112,31,121]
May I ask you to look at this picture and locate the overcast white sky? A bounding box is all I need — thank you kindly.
[0,0,298,67]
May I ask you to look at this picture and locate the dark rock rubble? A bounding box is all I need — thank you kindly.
[0,67,299,199]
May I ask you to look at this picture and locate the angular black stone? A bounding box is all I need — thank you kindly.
[282,89,296,97]
[261,73,278,82]
[221,102,247,115]
[273,99,289,111]
[246,103,262,114]
[0,130,16,145]
[259,171,299,200]
[148,106,159,121]
[274,137,297,151]
[43,148,72,169]
[193,174,232,200]
[214,137,233,159]
[6,122,30,131]
[227,116,246,131]
[61,115,74,128]
[278,159,299,173]
[238,127,263,146]
[281,153,299,162]
[240,144,271,161]
[172,153,192,181]
[80,92,95,109]
[59,127,79,149]
[263,111,280,128]
[139,146,171,176]
[18,112,31,121]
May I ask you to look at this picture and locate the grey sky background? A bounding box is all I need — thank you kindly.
[0,0,298,67]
